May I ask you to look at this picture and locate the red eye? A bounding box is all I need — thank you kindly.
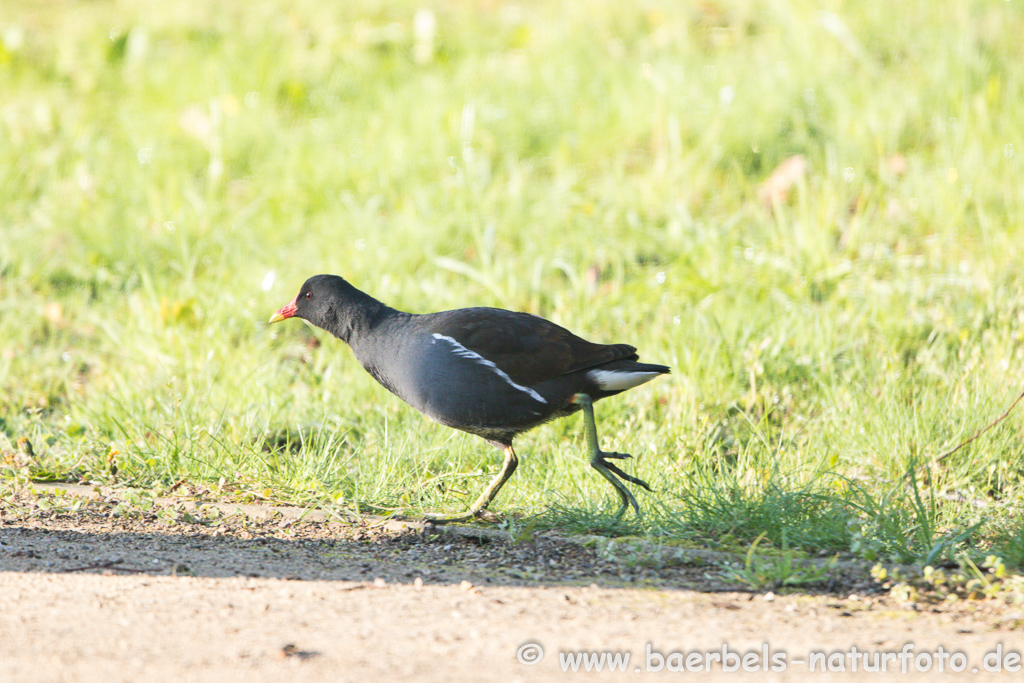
[305,291,313,300]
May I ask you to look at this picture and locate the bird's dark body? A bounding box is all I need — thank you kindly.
[354,307,658,446]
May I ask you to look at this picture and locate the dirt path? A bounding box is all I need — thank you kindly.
[1,485,1021,681]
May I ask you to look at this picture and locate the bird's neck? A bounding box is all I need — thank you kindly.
[328,288,402,345]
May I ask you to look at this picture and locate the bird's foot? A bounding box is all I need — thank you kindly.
[424,508,504,525]
[424,445,519,525]
[424,509,482,525]
[593,451,653,492]
[590,453,650,518]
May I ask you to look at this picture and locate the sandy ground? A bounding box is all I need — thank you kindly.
[1,484,1022,682]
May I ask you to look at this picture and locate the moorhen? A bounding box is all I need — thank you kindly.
[270,274,669,522]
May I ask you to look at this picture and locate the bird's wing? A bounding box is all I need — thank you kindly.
[425,308,638,386]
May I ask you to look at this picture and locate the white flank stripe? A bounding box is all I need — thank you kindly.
[431,333,548,404]
[587,369,661,392]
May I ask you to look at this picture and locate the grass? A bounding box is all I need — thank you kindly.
[2,0,1024,572]
[720,532,837,591]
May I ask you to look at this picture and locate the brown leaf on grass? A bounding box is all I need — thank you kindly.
[757,154,807,208]
[885,154,907,177]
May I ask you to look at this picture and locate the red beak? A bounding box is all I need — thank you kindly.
[268,297,298,324]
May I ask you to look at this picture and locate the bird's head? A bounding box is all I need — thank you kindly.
[269,274,378,341]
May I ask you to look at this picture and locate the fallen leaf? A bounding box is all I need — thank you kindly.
[757,154,807,208]
[886,154,907,176]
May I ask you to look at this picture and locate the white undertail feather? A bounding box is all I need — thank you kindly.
[431,333,548,404]
[586,369,662,392]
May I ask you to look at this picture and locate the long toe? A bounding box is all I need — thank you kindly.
[597,456,653,492]
[616,488,641,518]
[600,450,633,460]
[425,509,480,524]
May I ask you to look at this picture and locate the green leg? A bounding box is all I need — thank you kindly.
[573,393,652,518]
[425,446,519,524]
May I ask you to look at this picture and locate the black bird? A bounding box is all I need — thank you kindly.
[270,274,669,522]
